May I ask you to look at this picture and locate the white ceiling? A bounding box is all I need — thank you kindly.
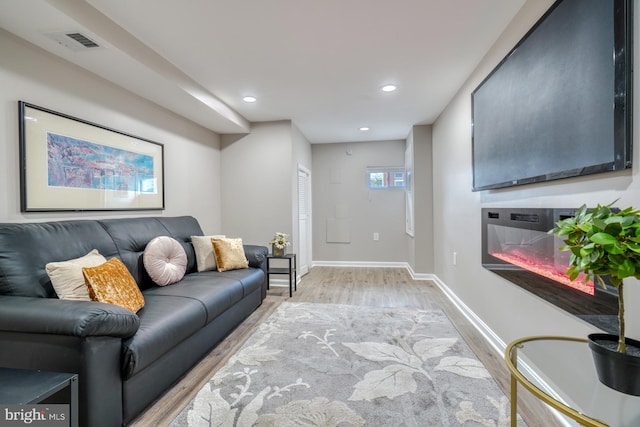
[0,0,526,143]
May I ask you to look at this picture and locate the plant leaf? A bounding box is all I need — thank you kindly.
[618,259,635,277]
[590,232,617,246]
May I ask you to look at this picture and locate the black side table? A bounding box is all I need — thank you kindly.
[0,368,78,427]
[266,253,297,297]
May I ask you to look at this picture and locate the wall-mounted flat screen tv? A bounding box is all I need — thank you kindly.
[471,0,632,192]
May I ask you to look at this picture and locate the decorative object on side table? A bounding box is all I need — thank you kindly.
[270,232,290,257]
[550,201,640,395]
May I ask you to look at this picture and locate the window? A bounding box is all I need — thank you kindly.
[366,167,406,189]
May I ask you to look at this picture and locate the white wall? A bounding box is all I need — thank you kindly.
[432,0,640,348]
[0,30,222,232]
[312,140,407,263]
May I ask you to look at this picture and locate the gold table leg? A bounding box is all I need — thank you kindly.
[510,347,518,427]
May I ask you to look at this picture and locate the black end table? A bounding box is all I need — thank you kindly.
[0,367,78,427]
[266,253,297,297]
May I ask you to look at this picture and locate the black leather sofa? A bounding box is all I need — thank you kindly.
[0,216,267,426]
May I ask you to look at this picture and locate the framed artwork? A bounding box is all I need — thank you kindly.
[19,101,165,212]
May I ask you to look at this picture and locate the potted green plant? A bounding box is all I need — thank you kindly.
[550,201,640,395]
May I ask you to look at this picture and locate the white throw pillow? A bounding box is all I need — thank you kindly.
[191,234,225,272]
[143,236,188,286]
[45,249,107,301]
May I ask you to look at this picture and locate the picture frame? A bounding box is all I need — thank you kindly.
[19,101,165,212]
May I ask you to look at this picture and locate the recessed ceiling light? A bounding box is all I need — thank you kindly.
[381,84,397,93]
[243,96,257,103]
[360,127,370,131]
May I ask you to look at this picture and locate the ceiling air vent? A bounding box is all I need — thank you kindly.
[44,31,102,51]
[65,32,100,48]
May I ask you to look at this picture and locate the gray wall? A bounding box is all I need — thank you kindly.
[291,123,313,257]
[220,121,293,247]
[312,140,407,263]
[406,125,434,275]
[0,29,222,232]
[220,121,312,253]
[432,0,640,347]
[0,26,314,256]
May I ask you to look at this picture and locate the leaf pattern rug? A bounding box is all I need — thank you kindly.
[170,302,526,427]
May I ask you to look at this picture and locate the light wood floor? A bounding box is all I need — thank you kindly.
[129,267,563,427]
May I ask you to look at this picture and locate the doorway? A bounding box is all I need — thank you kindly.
[297,165,311,276]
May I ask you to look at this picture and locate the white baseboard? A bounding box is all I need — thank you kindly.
[269,278,298,287]
[311,260,409,268]
[429,275,507,356]
[405,263,436,281]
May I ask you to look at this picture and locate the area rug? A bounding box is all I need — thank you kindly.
[170,302,525,426]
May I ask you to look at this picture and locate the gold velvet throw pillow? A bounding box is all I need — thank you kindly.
[211,237,249,272]
[82,257,145,313]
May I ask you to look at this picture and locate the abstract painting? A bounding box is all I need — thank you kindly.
[19,101,164,211]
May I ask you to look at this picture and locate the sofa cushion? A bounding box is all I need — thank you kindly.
[191,235,225,272]
[143,237,187,286]
[143,273,245,323]
[46,249,107,301]
[83,258,145,313]
[214,268,265,298]
[121,294,208,378]
[212,237,249,272]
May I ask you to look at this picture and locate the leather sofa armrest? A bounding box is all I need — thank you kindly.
[243,245,268,269]
[0,295,140,338]
[244,245,269,300]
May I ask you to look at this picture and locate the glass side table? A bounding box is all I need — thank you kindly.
[505,335,640,427]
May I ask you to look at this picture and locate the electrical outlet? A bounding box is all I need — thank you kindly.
[373,232,379,241]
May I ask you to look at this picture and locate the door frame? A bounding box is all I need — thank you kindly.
[297,164,311,276]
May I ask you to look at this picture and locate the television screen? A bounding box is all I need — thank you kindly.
[471,0,632,191]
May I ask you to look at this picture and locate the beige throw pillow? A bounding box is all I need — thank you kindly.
[45,249,107,301]
[191,235,225,272]
[211,237,249,272]
[82,257,145,313]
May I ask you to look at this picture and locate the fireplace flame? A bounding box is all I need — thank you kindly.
[491,252,595,295]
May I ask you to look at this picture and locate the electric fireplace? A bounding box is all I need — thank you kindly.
[482,208,618,333]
